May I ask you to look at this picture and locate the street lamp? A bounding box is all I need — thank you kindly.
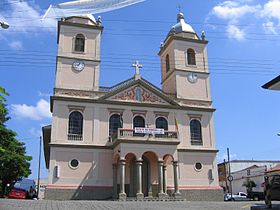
[277,133,280,136]
[0,21,9,29]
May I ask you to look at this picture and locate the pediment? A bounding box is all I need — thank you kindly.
[105,84,171,105]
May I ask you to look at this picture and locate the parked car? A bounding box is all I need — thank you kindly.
[247,191,265,201]
[8,179,37,199]
[224,192,249,201]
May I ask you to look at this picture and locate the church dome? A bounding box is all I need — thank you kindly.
[170,13,196,34]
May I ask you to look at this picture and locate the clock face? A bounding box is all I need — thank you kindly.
[187,72,198,84]
[72,60,85,71]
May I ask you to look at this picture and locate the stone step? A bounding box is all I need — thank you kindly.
[123,197,186,202]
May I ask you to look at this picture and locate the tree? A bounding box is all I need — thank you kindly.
[242,179,257,193]
[0,86,32,196]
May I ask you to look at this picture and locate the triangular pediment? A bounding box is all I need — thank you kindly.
[99,78,178,106]
[108,84,169,105]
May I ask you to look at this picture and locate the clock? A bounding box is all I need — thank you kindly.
[187,72,198,83]
[72,60,85,71]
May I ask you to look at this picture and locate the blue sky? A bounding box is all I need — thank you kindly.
[0,0,280,179]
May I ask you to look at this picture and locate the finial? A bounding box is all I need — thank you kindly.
[201,31,206,41]
[97,16,102,26]
[177,12,184,23]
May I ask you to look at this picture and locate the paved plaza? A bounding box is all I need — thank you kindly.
[1,199,280,210]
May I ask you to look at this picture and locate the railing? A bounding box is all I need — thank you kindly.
[191,139,203,145]
[111,128,178,142]
[68,134,83,141]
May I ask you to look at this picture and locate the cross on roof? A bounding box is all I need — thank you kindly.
[132,60,142,75]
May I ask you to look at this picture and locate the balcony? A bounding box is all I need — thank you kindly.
[68,134,83,141]
[110,128,179,145]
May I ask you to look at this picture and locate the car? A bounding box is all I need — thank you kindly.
[224,192,249,201]
[8,178,37,199]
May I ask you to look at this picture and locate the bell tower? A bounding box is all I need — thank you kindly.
[159,13,211,102]
[55,15,103,92]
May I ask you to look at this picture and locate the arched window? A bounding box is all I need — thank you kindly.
[109,114,122,139]
[155,117,168,138]
[190,119,202,145]
[166,54,170,72]
[133,116,145,137]
[156,117,168,130]
[68,111,83,140]
[187,48,196,65]
[74,34,85,52]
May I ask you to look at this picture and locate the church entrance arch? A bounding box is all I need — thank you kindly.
[125,153,137,197]
[142,151,158,197]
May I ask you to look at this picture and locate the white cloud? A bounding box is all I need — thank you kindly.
[207,0,280,41]
[11,99,51,121]
[261,0,280,21]
[211,1,261,23]
[226,25,246,40]
[9,40,23,50]
[0,0,56,34]
[263,21,278,35]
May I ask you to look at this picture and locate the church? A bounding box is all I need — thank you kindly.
[42,12,223,201]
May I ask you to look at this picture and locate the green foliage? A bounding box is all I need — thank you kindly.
[0,86,9,124]
[0,86,32,195]
[242,179,257,193]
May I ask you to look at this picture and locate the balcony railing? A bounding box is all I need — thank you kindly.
[68,134,83,141]
[110,128,178,142]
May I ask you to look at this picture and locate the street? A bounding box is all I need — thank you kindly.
[1,199,280,210]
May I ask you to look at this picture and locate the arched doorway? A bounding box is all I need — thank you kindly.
[125,153,137,197]
[142,151,158,197]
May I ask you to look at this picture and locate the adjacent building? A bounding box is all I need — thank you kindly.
[42,13,222,201]
[218,160,280,193]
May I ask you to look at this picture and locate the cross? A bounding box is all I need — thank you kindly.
[177,5,182,13]
[132,60,142,75]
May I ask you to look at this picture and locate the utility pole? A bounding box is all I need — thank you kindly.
[227,147,233,200]
[37,136,42,199]
[224,159,228,193]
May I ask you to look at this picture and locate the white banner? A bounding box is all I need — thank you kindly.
[43,0,146,19]
[134,127,164,135]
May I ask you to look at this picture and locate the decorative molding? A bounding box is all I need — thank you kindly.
[51,96,216,113]
[107,108,125,115]
[68,105,85,112]
[188,114,202,120]
[177,148,219,153]
[54,88,105,99]
[154,111,169,118]
[131,109,147,117]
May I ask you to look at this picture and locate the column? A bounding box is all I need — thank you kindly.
[118,159,126,201]
[112,164,118,199]
[147,164,153,197]
[173,161,181,198]
[136,159,144,200]
[158,160,166,199]
[163,165,167,195]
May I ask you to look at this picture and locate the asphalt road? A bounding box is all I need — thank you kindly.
[2,199,280,210]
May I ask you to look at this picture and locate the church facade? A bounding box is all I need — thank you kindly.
[42,13,223,201]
